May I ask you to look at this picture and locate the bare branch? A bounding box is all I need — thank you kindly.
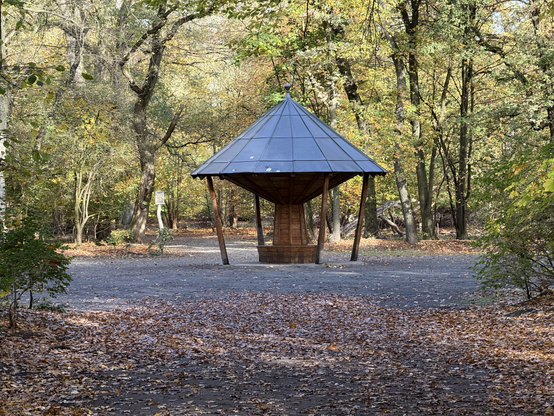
[158,102,186,149]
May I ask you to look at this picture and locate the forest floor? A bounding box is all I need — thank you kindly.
[2,231,554,415]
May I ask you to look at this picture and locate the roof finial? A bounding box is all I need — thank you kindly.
[284,83,291,96]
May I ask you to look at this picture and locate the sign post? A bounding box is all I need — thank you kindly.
[154,191,164,230]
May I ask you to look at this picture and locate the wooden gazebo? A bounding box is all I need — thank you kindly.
[191,84,386,264]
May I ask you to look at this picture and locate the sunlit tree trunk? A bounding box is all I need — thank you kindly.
[0,94,7,219]
[74,168,97,246]
[392,54,418,245]
[0,7,8,219]
[128,142,156,242]
[381,19,419,244]
[400,0,436,240]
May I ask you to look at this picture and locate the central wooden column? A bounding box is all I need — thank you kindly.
[257,203,317,263]
[274,204,308,246]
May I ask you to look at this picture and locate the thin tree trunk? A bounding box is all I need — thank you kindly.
[380,13,418,245]
[455,57,472,240]
[364,175,379,237]
[401,0,435,240]
[74,165,98,245]
[326,55,341,243]
[0,7,9,219]
[392,54,418,245]
[316,174,330,264]
[0,94,7,218]
[351,173,369,261]
[305,200,315,241]
[548,106,554,144]
[416,151,435,239]
[75,172,84,245]
[428,146,438,239]
[255,195,264,246]
[330,187,341,242]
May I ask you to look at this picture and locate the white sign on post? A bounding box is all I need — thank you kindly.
[155,191,165,205]
[155,191,165,230]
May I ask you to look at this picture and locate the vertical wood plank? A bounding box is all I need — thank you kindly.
[316,174,330,264]
[351,173,370,261]
[299,203,308,245]
[207,176,229,265]
[254,194,265,246]
[288,204,293,246]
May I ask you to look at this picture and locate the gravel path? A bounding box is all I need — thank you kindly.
[58,238,481,311]
[29,237,503,416]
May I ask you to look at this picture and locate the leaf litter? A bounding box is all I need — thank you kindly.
[2,291,554,415]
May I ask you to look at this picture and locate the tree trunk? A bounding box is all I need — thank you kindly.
[74,162,98,246]
[74,173,84,245]
[0,94,8,218]
[416,151,435,239]
[228,205,238,228]
[226,187,238,228]
[330,187,341,242]
[165,157,183,230]
[0,8,8,219]
[380,12,418,245]
[391,54,418,245]
[455,57,472,240]
[305,200,315,241]
[326,56,341,243]
[364,175,379,237]
[120,7,207,242]
[336,57,369,132]
[129,143,156,242]
[401,0,436,240]
[548,106,554,143]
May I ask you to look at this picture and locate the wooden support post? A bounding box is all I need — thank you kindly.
[316,174,330,264]
[207,176,229,265]
[254,194,264,246]
[351,173,370,261]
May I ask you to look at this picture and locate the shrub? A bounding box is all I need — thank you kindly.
[474,144,554,298]
[157,227,174,254]
[0,210,72,330]
[33,298,67,313]
[106,229,133,255]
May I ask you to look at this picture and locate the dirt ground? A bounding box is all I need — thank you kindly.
[2,232,552,416]
[65,228,481,259]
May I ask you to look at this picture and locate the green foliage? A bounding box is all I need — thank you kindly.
[156,227,174,254]
[32,298,67,313]
[0,210,72,329]
[106,229,133,254]
[475,144,554,298]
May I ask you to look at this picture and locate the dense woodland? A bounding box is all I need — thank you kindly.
[0,0,553,290]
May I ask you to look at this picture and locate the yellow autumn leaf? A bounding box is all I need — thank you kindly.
[544,178,554,192]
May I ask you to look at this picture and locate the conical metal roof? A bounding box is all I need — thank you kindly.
[191,85,387,204]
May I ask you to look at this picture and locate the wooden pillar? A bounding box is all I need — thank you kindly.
[351,173,370,261]
[207,176,229,265]
[316,174,330,264]
[254,194,264,246]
